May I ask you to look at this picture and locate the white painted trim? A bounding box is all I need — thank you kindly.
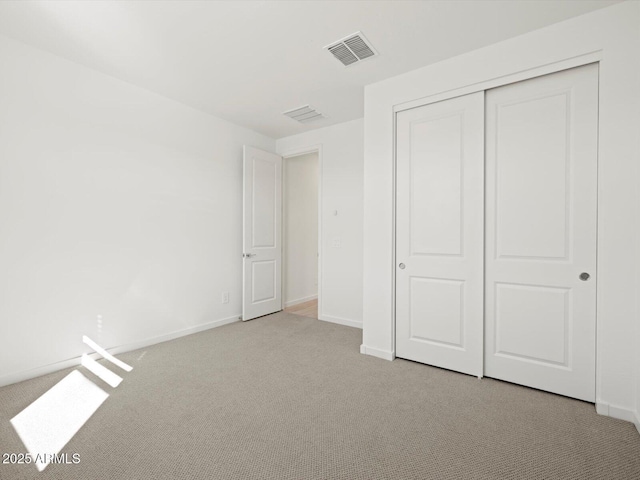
[391,105,398,360]
[284,294,318,308]
[596,401,640,430]
[0,314,240,388]
[360,344,395,361]
[281,144,324,319]
[595,401,609,416]
[608,404,638,423]
[318,314,362,329]
[393,51,602,114]
[280,144,323,159]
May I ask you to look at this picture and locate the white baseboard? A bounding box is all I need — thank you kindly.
[284,294,318,308]
[595,402,609,416]
[360,344,395,361]
[596,401,640,435]
[318,314,362,329]
[0,314,241,388]
[105,314,240,357]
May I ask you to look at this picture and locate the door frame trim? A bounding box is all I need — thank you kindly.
[393,51,601,114]
[280,144,323,319]
[391,52,601,400]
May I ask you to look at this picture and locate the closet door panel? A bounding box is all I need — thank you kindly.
[396,92,484,377]
[484,64,598,402]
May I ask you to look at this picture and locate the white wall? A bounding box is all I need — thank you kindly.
[0,34,275,386]
[277,119,364,329]
[283,152,318,306]
[362,0,640,421]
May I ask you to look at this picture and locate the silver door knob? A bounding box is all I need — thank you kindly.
[579,272,590,281]
[399,263,406,270]
[243,253,256,258]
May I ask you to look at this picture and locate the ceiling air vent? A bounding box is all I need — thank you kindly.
[325,31,377,67]
[283,105,325,124]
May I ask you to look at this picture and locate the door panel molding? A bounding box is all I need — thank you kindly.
[242,146,283,321]
[484,64,598,402]
[395,91,484,377]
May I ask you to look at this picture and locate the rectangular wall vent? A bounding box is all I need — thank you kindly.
[325,31,378,67]
[283,105,325,124]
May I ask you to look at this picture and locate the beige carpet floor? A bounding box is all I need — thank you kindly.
[1,311,639,480]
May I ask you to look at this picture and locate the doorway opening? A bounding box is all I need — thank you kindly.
[282,150,320,319]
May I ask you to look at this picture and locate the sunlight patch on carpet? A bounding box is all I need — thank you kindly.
[10,370,108,471]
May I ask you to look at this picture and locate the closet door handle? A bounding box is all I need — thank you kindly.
[399,263,406,270]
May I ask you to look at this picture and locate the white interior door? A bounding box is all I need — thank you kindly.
[395,92,485,377]
[484,64,598,401]
[242,146,282,321]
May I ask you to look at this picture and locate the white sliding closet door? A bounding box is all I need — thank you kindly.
[484,64,598,401]
[396,92,484,377]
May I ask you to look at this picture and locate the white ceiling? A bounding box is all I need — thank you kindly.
[0,0,620,139]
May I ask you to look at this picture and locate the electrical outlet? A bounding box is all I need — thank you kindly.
[332,237,341,248]
[222,292,229,304]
